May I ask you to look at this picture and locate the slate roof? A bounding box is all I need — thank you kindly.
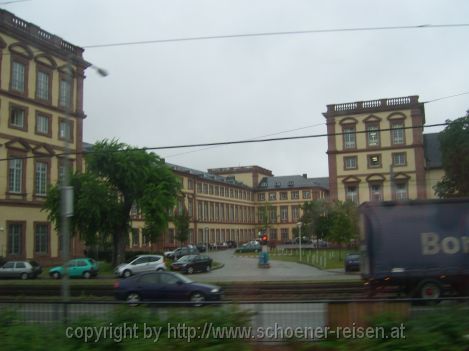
[166,163,249,188]
[257,175,329,191]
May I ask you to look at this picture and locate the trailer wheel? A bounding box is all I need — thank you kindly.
[418,280,441,300]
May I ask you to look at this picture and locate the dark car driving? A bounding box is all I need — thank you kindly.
[114,271,223,304]
[171,254,212,274]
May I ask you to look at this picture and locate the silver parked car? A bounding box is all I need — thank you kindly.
[0,261,42,279]
[114,255,166,278]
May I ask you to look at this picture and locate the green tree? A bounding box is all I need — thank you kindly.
[173,210,190,245]
[327,200,359,256]
[257,202,276,235]
[434,112,469,198]
[44,139,180,265]
[300,199,331,242]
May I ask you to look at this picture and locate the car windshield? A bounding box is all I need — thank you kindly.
[172,272,193,284]
[177,255,196,263]
[347,255,360,260]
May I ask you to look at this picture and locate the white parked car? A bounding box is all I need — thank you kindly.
[114,255,166,278]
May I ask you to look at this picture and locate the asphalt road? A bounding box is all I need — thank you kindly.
[195,249,360,282]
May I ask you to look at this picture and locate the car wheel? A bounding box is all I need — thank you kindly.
[206,265,211,273]
[83,271,91,279]
[20,273,28,280]
[52,272,61,279]
[187,267,194,274]
[123,269,132,278]
[127,292,141,306]
[190,292,206,306]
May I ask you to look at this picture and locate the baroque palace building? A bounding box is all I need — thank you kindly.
[0,10,89,263]
[323,95,443,203]
[128,165,329,251]
[0,10,447,260]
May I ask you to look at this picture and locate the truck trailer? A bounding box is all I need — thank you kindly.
[360,198,469,299]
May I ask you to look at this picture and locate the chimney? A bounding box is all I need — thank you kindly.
[302,174,307,179]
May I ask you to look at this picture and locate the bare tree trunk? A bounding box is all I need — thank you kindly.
[112,201,132,266]
[112,227,129,266]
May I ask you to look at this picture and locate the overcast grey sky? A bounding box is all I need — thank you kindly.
[6,0,469,178]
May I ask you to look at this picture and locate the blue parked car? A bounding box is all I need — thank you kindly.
[114,271,222,305]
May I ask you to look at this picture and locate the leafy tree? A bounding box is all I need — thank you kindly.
[44,172,120,250]
[327,201,359,256]
[257,202,276,235]
[300,199,331,242]
[44,140,180,265]
[173,210,190,245]
[434,112,469,198]
[300,200,359,252]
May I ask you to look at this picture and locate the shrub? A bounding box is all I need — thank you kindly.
[0,305,253,351]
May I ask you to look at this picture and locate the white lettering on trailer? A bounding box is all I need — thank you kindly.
[421,232,469,255]
[421,232,439,255]
[441,237,460,254]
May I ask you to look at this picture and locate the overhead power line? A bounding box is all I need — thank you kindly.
[0,0,31,5]
[164,88,469,159]
[0,122,452,163]
[143,122,448,151]
[82,23,469,49]
[422,91,469,104]
[165,122,325,158]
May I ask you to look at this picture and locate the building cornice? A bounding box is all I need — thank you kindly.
[0,9,90,68]
[323,95,423,119]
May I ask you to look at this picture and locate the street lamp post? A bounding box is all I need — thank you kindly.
[297,221,303,262]
[60,59,108,312]
[204,227,209,250]
[389,164,395,200]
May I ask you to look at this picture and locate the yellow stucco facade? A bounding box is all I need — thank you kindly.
[0,10,89,263]
[324,96,444,203]
[128,166,329,249]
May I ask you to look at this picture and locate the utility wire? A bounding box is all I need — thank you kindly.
[164,91,469,159]
[164,123,325,158]
[422,91,469,104]
[82,24,469,49]
[0,122,451,163]
[142,122,448,151]
[0,0,31,5]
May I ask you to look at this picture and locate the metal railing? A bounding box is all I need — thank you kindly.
[1,297,467,327]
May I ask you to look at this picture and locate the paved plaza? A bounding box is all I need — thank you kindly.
[196,249,360,282]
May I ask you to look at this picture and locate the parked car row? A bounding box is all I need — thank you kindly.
[0,258,98,280]
[283,238,330,247]
[235,240,261,253]
[0,249,215,280]
[164,246,199,260]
